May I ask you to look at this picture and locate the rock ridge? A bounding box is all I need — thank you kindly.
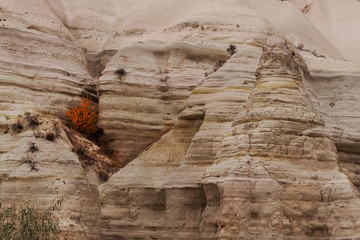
[1,1,360,239]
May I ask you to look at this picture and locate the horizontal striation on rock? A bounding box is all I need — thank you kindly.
[99,43,263,239]
[0,115,101,239]
[201,36,360,239]
[301,58,360,200]
[166,44,262,187]
[2,1,360,239]
[99,119,202,239]
[0,3,94,126]
[98,43,231,164]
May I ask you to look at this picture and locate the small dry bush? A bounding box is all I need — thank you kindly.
[67,97,98,135]
[227,44,237,55]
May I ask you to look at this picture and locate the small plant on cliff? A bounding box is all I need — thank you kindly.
[0,198,64,240]
[114,68,126,80]
[25,114,42,128]
[227,44,237,55]
[67,97,98,134]
[28,142,39,153]
[11,120,23,133]
[45,132,56,141]
[213,60,226,72]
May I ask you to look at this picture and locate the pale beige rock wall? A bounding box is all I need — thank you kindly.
[0,0,97,127]
[0,2,100,238]
[0,115,101,239]
[1,0,360,239]
[99,43,262,239]
[98,43,229,163]
[201,36,360,239]
[99,33,360,239]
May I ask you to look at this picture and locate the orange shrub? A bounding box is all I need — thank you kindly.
[67,97,98,134]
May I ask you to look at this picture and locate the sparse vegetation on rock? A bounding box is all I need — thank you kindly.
[25,113,41,128]
[213,60,226,72]
[22,150,39,171]
[227,44,237,55]
[28,142,39,153]
[114,68,126,80]
[45,132,56,141]
[11,120,23,133]
[22,158,39,171]
[64,127,120,182]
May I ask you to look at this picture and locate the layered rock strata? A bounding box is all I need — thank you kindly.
[201,36,360,239]
[100,35,360,239]
[302,56,360,197]
[1,1,360,240]
[0,1,94,126]
[99,43,262,238]
[98,43,230,163]
[0,114,101,239]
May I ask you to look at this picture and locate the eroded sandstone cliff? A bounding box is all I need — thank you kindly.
[1,0,360,239]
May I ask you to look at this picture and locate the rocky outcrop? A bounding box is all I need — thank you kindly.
[0,0,95,126]
[99,43,262,239]
[201,36,360,239]
[0,2,101,238]
[0,114,101,239]
[99,34,360,239]
[302,56,360,198]
[98,43,230,163]
[1,1,360,240]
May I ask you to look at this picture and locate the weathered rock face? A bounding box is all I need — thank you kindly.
[201,36,360,239]
[99,43,261,239]
[1,1,360,240]
[0,1,101,239]
[98,43,229,163]
[99,34,360,239]
[0,115,101,239]
[0,0,95,126]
